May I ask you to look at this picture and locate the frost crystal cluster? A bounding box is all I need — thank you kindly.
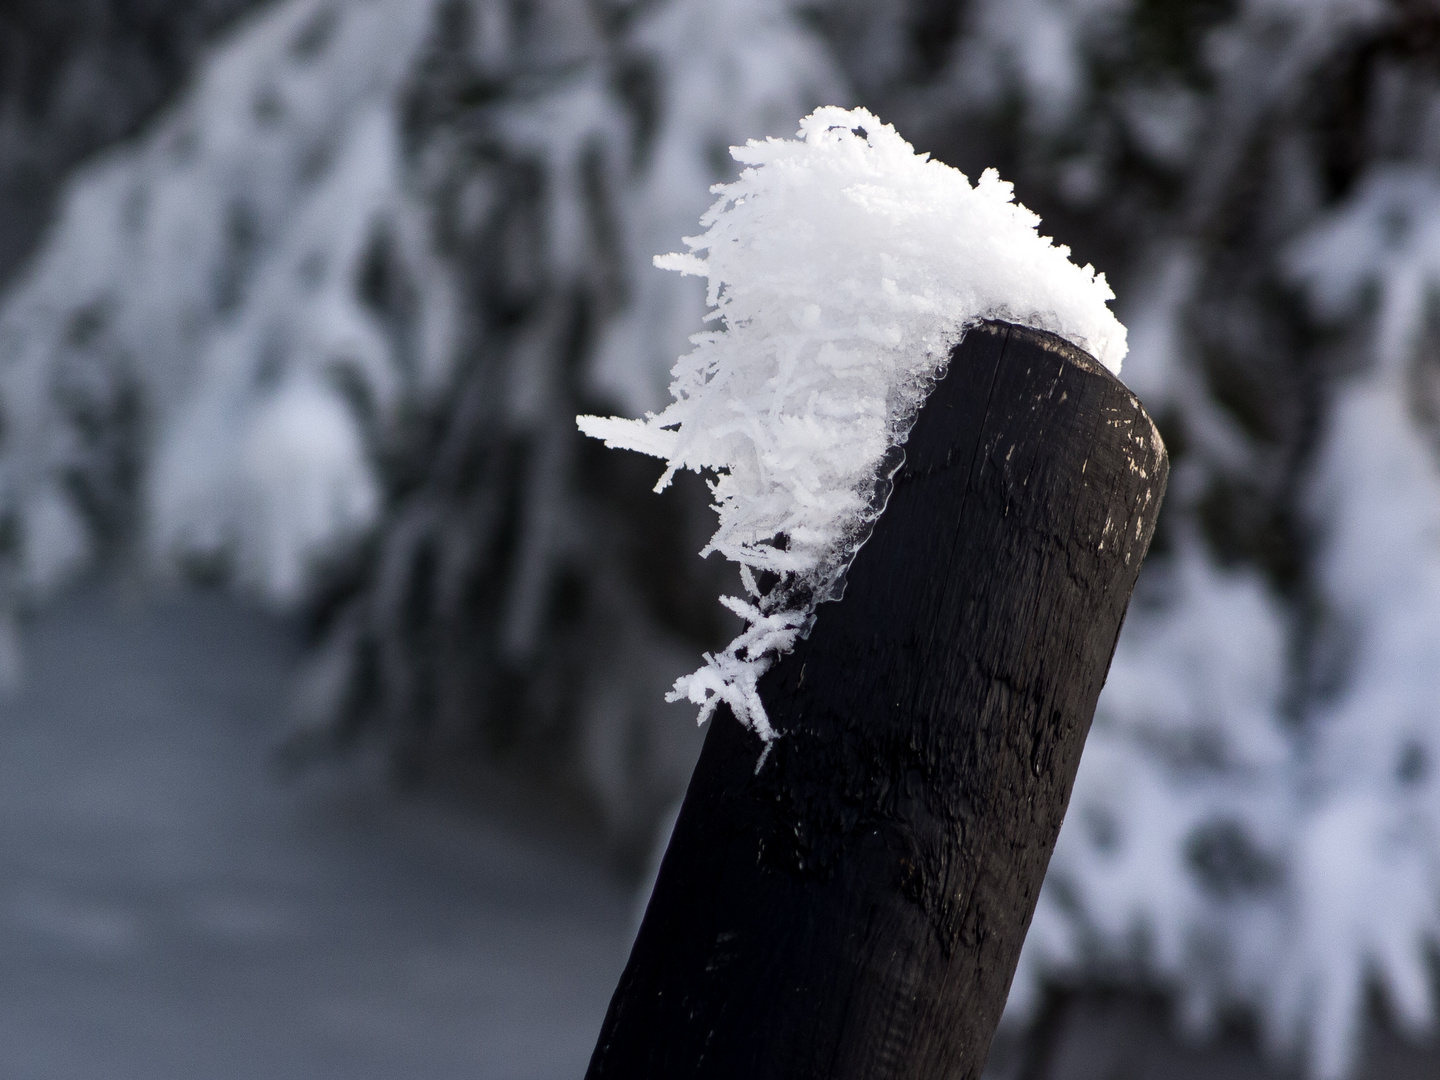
[580,106,1126,738]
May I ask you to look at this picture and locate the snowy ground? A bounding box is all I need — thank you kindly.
[0,584,631,1080]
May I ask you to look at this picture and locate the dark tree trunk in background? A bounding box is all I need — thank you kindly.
[586,322,1169,1080]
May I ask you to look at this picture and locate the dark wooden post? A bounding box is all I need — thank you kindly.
[587,321,1168,1080]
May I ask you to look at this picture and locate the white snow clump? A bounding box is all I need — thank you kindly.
[578,105,1127,739]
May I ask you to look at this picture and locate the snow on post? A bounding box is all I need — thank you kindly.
[578,106,1126,742]
[583,108,1163,1080]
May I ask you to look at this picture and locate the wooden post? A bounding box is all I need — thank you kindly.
[587,321,1168,1080]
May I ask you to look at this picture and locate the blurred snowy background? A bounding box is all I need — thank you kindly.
[7,1,1440,1077]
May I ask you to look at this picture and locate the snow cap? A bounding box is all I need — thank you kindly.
[579,105,1127,739]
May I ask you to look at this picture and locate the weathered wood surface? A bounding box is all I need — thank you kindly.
[587,321,1169,1080]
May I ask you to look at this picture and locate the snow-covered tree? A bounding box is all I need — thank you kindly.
[0,0,839,850]
[0,0,447,645]
[292,0,841,846]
